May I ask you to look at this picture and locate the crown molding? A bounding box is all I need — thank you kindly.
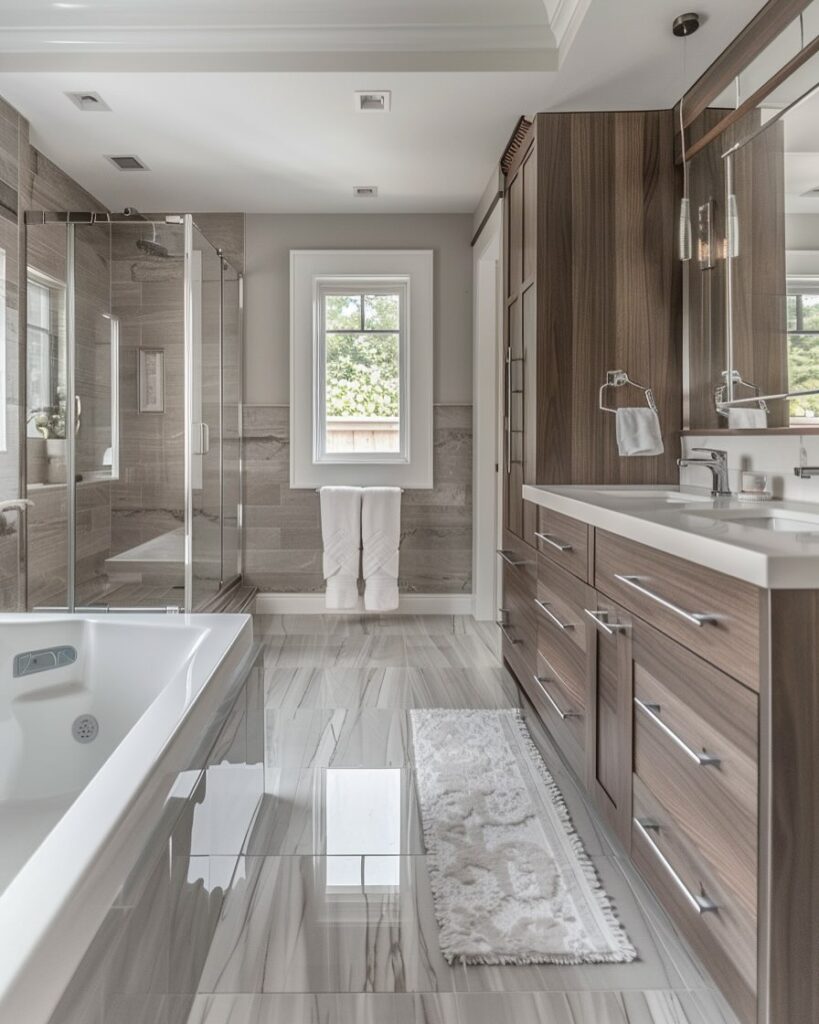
[542,0,591,61]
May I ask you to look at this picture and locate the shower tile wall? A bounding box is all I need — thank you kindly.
[242,404,473,594]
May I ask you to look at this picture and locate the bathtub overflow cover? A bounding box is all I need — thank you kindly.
[72,714,99,744]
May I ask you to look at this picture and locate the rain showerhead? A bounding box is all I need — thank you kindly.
[136,237,170,258]
[135,222,174,259]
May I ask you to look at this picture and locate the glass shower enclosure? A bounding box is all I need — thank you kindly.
[23,211,243,613]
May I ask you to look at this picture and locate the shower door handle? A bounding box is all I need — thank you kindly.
[74,395,82,435]
[193,422,211,455]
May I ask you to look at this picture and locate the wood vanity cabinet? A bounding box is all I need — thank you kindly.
[498,108,682,695]
[501,506,819,1024]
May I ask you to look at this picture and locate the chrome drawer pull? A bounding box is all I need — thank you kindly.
[535,532,572,552]
[634,818,718,915]
[497,549,530,568]
[497,621,522,645]
[613,575,717,626]
[635,699,721,767]
[533,597,574,631]
[533,675,580,720]
[584,608,629,635]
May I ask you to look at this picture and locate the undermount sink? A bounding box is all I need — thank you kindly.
[688,507,819,534]
[582,488,714,504]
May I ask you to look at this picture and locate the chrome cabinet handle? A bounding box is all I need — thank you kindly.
[497,549,530,567]
[584,608,629,635]
[533,675,579,720]
[634,818,718,915]
[535,532,572,552]
[634,698,721,767]
[613,575,717,626]
[533,597,574,631]
[496,621,522,645]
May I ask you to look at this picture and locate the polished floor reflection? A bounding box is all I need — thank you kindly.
[184,614,739,1024]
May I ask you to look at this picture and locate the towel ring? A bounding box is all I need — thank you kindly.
[714,370,768,419]
[599,370,658,415]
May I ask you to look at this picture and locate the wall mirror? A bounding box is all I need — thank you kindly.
[684,25,819,432]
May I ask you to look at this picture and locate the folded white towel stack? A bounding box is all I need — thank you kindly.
[319,486,362,610]
[727,406,768,429]
[362,487,401,612]
[615,407,665,457]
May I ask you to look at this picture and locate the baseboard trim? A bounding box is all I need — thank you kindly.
[253,592,474,615]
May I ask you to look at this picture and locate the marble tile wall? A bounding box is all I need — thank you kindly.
[243,404,473,594]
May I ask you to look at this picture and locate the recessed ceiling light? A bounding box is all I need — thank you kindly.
[355,91,391,113]
[66,91,110,112]
[353,186,378,198]
[106,155,149,171]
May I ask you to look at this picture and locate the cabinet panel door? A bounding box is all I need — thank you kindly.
[522,143,537,284]
[587,593,633,846]
[505,298,524,539]
[507,170,523,297]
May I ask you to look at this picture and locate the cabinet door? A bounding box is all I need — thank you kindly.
[507,169,523,297]
[586,592,633,847]
[521,282,538,547]
[504,297,524,539]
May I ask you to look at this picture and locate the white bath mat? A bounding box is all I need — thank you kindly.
[409,708,637,966]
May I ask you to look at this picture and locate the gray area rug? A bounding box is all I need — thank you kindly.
[410,708,637,965]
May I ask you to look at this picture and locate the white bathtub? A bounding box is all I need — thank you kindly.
[0,612,253,1023]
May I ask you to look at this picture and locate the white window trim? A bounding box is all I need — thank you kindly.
[314,277,409,465]
[290,249,433,489]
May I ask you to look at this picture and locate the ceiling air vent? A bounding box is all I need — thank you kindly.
[66,91,110,112]
[106,155,149,171]
[355,91,391,113]
[353,185,378,199]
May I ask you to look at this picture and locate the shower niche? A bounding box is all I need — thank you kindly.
[23,212,243,612]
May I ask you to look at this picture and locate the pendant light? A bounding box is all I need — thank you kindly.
[674,13,701,263]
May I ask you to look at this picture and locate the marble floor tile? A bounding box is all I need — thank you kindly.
[197,853,689,997]
[179,993,459,1024]
[263,666,519,711]
[254,615,369,638]
[243,767,425,856]
[262,709,412,768]
[269,636,409,670]
[403,635,500,670]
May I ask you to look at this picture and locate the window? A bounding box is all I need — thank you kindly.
[26,270,67,441]
[316,283,407,463]
[290,250,433,489]
[787,283,819,425]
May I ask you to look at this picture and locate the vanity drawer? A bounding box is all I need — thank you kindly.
[535,507,590,581]
[632,778,757,1021]
[525,649,586,781]
[500,542,538,682]
[536,555,592,658]
[594,530,761,689]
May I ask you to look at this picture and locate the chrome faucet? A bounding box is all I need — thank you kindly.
[677,448,731,497]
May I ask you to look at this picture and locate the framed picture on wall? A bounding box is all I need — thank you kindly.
[138,348,165,413]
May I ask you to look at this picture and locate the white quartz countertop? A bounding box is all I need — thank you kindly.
[522,484,819,589]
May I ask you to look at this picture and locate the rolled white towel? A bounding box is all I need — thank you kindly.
[728,407,767,429]
[615,407,664,457]
[362,487,401,612]
[319,486,362,610]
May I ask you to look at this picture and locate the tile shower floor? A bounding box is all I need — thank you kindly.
[174,614,741,1024]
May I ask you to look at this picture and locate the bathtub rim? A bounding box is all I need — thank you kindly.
[0,611,254,1024]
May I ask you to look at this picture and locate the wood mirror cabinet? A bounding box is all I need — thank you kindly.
[683,3,819,433]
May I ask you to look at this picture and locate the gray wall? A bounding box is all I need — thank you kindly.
[241,213,475,596]
[244,213,474,406]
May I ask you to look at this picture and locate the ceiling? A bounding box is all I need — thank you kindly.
[0,0,771,214]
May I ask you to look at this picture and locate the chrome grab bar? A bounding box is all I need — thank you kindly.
[613,574,717,626]
[584,608,629,635]
[535,531,572,552]
[533,675,579,720]
[533,597,574,632]
[497,549,530,568]
[497,621,521,645]
[634,818,718,915]
[634,699,721,767]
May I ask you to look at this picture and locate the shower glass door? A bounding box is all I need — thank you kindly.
[187,221,223,610]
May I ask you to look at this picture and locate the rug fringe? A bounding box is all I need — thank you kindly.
[409,708,638,967]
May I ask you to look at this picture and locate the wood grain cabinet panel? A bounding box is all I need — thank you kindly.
[524,649,586,781]
[535,506,590,581]
[594,530,761,689]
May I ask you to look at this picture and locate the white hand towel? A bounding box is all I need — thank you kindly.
[728,406,768,429]
[320,486,362,610]
[615,407,665,457]
[362,487,401,612]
